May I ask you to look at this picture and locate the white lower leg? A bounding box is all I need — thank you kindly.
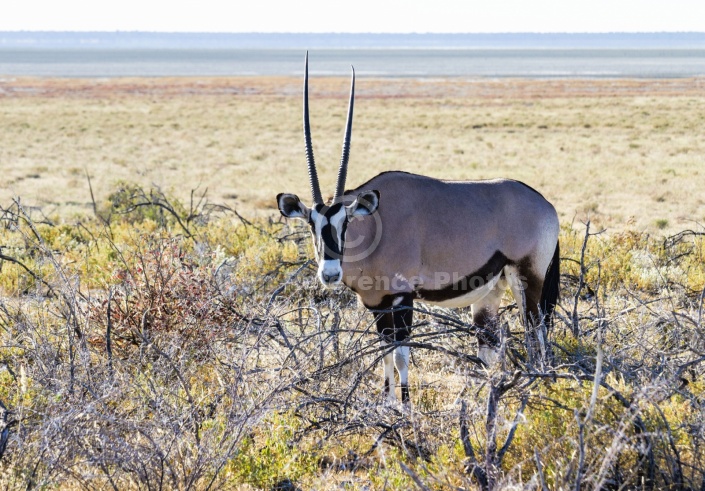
[382,342,396,401]
[394,346,410,403]
[478,345,500,367]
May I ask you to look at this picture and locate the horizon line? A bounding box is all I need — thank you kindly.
[2,30,705,35]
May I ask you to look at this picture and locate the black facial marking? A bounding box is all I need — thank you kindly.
[415,250,509,303]
[310,203,349,260]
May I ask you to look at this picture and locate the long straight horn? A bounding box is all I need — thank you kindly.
[333,66,355,202]
[303,52,323,205]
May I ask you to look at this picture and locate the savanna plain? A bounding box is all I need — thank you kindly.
[0,75,704,490]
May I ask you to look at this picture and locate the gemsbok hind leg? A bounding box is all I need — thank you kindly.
[510,260,556,366]
[373,293,413,403]
[472,281,506,367]
[507,266,542,364]
[523,279,550,366]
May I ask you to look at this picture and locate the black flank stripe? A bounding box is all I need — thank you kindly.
[416,250,509,302]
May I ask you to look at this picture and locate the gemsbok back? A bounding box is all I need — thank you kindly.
[277,54,561,403]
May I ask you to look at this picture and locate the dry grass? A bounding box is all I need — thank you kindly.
[1,76,704,232]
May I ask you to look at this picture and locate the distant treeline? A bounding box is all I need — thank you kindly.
[1,31,705,49]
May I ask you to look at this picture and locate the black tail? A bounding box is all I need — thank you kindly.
[539,241,560,329]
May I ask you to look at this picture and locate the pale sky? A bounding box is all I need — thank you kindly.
[1,0,703,33]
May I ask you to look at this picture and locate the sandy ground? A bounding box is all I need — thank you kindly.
[2,75,704,99]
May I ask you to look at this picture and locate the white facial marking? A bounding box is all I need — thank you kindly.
[310,209,326,237]
[309,209,326,262]
[329,208,346,255]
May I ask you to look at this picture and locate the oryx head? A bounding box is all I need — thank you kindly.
[277,53,380,288]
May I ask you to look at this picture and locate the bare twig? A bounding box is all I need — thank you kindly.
[85,168,101,223]
[266,259,313,312]
[106,288,114,377]
[698,284,705,328]
[535,448,548,491]
[572,221,591,337]
[496,394,528,465]
[0,252,55,296]
[460,400,489,490]
[399,462,431,491]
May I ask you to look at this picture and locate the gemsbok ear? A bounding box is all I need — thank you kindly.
[277,193,310,219]
[347,190,380,217]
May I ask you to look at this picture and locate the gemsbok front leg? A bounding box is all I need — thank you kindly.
[372,293,413,403]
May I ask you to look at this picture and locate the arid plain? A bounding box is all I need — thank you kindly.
[1,76,704,233]
[1,76,705,489]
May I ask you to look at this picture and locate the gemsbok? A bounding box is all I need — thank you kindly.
[277,54,560,403]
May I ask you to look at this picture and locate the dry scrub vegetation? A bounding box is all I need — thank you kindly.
[0,183,703,490]
[0,77,704,490]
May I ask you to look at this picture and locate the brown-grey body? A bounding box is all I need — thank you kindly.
[342,171,559,313]
[276,53,561,404]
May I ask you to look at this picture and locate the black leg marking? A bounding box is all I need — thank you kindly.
[401,383,410,403]
[515,258,544,328]
[369,293,414,402]
[473,307,500,349]
[516,259,556,365]
[522,278,543,328]
[369,293,414,342]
